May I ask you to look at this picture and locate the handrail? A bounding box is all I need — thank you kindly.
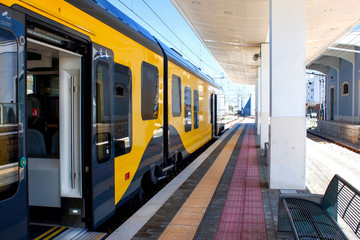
[71,76,75,189]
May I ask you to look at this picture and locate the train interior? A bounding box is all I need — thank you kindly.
[26,37,83,225]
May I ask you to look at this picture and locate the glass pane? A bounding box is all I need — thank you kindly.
[27,73,59,157]
[95,60,111,164]
[27,75,34,94]
[184,86,191,132]
[141,62,159,120]
[194,90,199,129]
[172,75,181,117]
[209,94,212,123]
[0,28,19,201]
[96,132,111,164]
[114,63,132,157]
[96,61,110,123]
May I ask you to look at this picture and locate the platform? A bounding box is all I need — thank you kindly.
[316,120,360,147]
[108,120,279,240]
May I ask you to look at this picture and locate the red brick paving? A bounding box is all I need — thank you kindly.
[215,125,267,240]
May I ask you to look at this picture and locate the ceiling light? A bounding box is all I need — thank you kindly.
[192,1,200,5]
[324,9,332,12]
[224,11,233,15]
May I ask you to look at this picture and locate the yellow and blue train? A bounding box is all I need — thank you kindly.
[0,0,223,238]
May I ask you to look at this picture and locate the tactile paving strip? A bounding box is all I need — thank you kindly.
[215,124,267,240]
[158,124,245,240]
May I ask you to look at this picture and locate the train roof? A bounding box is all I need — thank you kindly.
[87,0,156,43]
[156,40,223,90]
[68,0,223,91]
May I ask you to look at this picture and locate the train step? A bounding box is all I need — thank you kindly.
[30,225,107,240]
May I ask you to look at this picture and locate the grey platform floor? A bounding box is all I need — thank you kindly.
[108,121,359,239]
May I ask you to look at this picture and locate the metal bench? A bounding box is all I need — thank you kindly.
[282,174,360,240]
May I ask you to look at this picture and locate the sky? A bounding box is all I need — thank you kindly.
[107,0,254,105]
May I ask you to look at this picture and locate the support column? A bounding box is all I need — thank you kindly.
[352,62,355,123]
[269,0,306,189]
[260,43,269,149]
[256,67,261,135]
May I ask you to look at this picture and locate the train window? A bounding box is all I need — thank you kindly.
[27,75,34,94]
[342,82,349,96]
[114,63,132,156]
[194,90,199,129]
[0,28,19,201]
[26,74,59,158]
[96,61,111,123]
[184,86,192,132]
[96,60,111,164]
[141,62,159,120]
[209,94,212,124]
[115,86,125,97]
[172,75,181,117]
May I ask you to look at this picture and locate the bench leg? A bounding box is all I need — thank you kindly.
[278,199,292,232]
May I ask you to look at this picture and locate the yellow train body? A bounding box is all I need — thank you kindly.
[0,0,222,232]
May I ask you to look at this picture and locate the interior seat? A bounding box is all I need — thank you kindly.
[27,128,47,156]
[51,131,59,156]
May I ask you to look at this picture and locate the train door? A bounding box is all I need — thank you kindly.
[211,93,218,137]
[330,87,335,120]
[26,35,83,226]
[0,5,27,239]
[91,43,115,229]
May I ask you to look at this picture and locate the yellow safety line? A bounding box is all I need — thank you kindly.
[33,227,58,240]
[159,124,245,240]
[94,233,106,240]
[43,227,66,240]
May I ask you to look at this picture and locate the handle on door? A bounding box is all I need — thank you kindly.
[71,76,75,188]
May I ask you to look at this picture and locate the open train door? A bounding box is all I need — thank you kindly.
[0,5,27,239]
[211,94,218,137]
[90,43,115,229]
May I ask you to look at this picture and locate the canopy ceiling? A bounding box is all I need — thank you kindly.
[170,0,360,85]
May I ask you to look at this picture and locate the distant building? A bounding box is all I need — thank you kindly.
[306,72,325,119]
[306,72,325,105]
[308,30,360,123]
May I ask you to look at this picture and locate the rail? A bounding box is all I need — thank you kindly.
[307,130,360,154]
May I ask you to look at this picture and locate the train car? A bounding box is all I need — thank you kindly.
[0,0,223,238]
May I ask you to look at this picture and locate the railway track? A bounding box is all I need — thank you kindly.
[307,130,360,154]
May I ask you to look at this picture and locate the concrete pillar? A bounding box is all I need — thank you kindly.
[352,63,355,123]
[337,70,339,121]
[260,43,269,149]
[256,67,261,135]
[269,0,306,189]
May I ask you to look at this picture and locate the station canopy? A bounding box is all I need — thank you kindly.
[170,0,360,85]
